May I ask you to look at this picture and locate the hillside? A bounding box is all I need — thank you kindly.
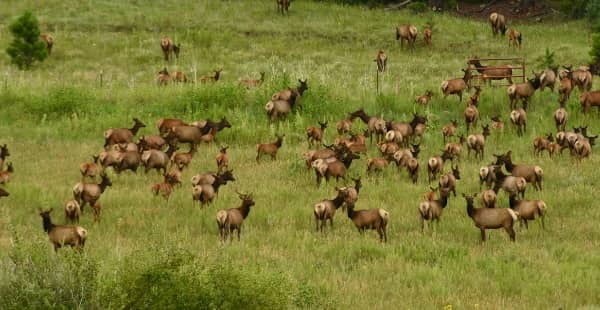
[0,1,598,309]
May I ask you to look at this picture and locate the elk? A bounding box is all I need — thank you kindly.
[40,34,54,55]
[350,108,386,143]
[572,66,593,92]
[415,90,433,106]
[98,145,123,170]
[540,66,558,92]
[151,174,180,201]
[418,187,450,232]
[510,108,527,137]
[160,37,180,61]
[311,145,360,185]
[199,69,223,83]
[573,135,596,162]
[104,118,146,148]
[386,113,428,146]
[306,121,328,148]
[271,79,308,110]
[336,116,354,135]
[553,99,568,131]
[138,135,167,151]
[256,135,284,162]
[64,199,81,224]
[158,67,170,86]
[507,29,522,48]
[141,145,176,174]
[464,99,479,133]
[375,50,387,73]
[313,187,347,232]
[192,170,236,207]
[423,27,432,45]
[463,193,518,242]
[467,124,490,160]
[427,150,453,183]
[558,67,574,101]
[339,177,362,210]
[190,117,232,136]
[480,189,497,208]
[444,135,465,161]
[0,187,8,198]
[169,144,195,170]
[216,145,229,172]
[494,151,543,191]
[157,118,187,136]
[72,173,112,213]
[39,208,87,252]
[466,86,482,107]
[216,191,255,242]
[168,123,224,149]
[346,204,389,242]
[479,163,497,190]
[172,71,187,83]
[240,72,265,88]
[468,58,513,84]
[276,0,290,15]
[509,194,546,230]
[114,147,141,174]
[533,133,554,157]
[489,12,507,36]
[441,68,472,102]
[580,90,600,114]
[396,24,417,49]
[0,163,13,184]
[442,120,458,143]
[0,144,9,169]
[507,73,541,110]
[439,165,461,197]
[366,157,390,174]
[79,155,100,180]
[492,166,527,198]
[265,99,292,123]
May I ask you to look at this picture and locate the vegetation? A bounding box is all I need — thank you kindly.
[0,1,599,309]
[5,11,47,69]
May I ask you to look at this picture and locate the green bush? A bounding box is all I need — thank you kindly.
[591,20,600,63]
[5,11,48,70]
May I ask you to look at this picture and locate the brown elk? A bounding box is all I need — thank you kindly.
[256,135,284,162]
[507,73,541,110]
[463,193,518,243]
[160,37,180,61]
[396,24,418,49]
[39,208,87,252]
[375,50,387,73]
[40,34,54,55]
[441,68,472,102]
[306,121,328,148]
[276,0,290,15]
[489,12,506,36]
[415,90,433,106]
[507,29,522,48]
[240,72,265,88]
[104,118,146,148]
[199,69,223,83]
[216,191,255,242]
[423,27,432,45]
[469,58,512,85]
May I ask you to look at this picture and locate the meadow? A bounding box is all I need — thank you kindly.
[0,0,599,309]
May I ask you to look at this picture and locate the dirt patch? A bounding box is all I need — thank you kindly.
[453,0,558,22]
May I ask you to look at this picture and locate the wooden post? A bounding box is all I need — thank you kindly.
[99,70,103,88]
[376,68,380,94]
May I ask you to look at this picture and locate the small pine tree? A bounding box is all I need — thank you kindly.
[536,48,556,70]
[590,20,600,65]
[5,11,48,70]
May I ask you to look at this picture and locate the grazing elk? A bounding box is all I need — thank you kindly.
[572,66,593,92]
[507,73,541,110]
[160,37,180,61]
[199,69,223,83]
[306,121,328,148]
[240,72,265,88]
[415,90,433,106]
[580,90,600,114]
[467,124,490,160]
[39,208,87,252]
[256,135,284,162]
[510,108,527,137]
[350,108,386,143]
[72,173,112,213]
[396,24,417,49]
[216,191,255,242]
[494,151,543,191]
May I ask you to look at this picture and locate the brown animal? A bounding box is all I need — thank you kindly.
[157,67,170,86]
[157,118,188,136]
[240,72,265,88]
[489,12,507,36]
[151,174,179,201]
[580,90,600,114]
[444,135,465,160]
[396,24,418,49]
[469,58,512,85]
[72,173,112,213]
[439,165,461,197]
[0,163,13,184]
[375,50,387,73]
[466,86,482,107]
[406,157,420,184]
[216,191,255,242]
[510,108,527,137]
[573,136,596,162]
[467,124,490,160]
[507,74,541,110]
[533,133,554,157]
[366,157,390,174]
[306,121,328,148]
[540,66,558,92]
[509,194,546,230]
[491,114,504,134]
[427,150,453,183]
[172,71,188,83]
[553,99,568,132]
[418,187,450,232]
[0,144,9,170]
[558,67,574,101]
[494,151,543,191]
[199,69,223,83]
[138,135,167,151]
[171,144,196,170]
[104,118,146,148]
[442,120,458,143]
[336,116,354,135]
[464,100,479,134]
[350,108,386,143]
[216,145,229,172]
[508,29,522,48]
[441,68,472,102]
[271,79,308,109]
[40,34,54,55]
[313,188,347,232]
[276,0,291,15]
[572,66,593,92]
[160,37,180,61]
[480,189,497,208]
[415,90,433,106]
[256,135,284,162]
[79,155,100,180]
[346,204,389,242]
[423,27,432,45]
[339,177,362,210]
[192,170,236,207]
[463,193,518,242]
[64,199,81,224]
[39,208,87,252]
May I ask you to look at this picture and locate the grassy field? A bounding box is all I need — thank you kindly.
[0,0,599,309]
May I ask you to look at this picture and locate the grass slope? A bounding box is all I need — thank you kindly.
[0,0,599,309]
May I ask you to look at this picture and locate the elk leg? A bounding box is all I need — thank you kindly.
[480,228,486,242]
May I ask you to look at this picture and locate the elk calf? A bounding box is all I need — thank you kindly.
[307,122,328,148]
[415,90,433,106]
[256,135,284,162]
[40,34,54,55]
[508,29,522,48]
[510,108,527,137]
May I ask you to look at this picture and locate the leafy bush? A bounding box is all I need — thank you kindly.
[535,48,557,70]
[591,20,600,64]
[5,11,48,69]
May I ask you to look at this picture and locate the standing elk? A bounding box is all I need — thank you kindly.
[489,12,506,36]
[72,173,112,213]
[396,24,417,49]
[507,73,541,110]
[346,204,389,242]
[276,0,290,15]
[494,151,543,191]
[216,191,255,242]
[510,108,527,137]
[350,108,386,143]
[423,27,432,45]
[540,66,558,92]
[240,72,265,88]
[508,29,522,48]
[463,193,518,243]
[375,50,387,73]
[39,208,87,252]
[441,68,472,102]
[415,90,433,106]
[40,34,54,55]
[306,121,328,148]
[199,69,223,83]
[256,135,284,162]
[104,118,146,148]
[467,124,490,160]
[469,58,513,85]
[313,187,347,233]
[160,37,180,61]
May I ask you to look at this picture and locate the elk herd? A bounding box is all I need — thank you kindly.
[4,8,600,252]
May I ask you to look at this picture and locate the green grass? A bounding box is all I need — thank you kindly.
[1,0,599,309]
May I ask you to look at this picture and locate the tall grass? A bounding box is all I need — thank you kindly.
[0,0,599,309]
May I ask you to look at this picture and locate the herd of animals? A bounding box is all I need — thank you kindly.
[2,7,600,252]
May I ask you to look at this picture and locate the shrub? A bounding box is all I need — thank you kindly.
[591,20,600,64]
[535,48,557,70]
[5,11,48,70]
